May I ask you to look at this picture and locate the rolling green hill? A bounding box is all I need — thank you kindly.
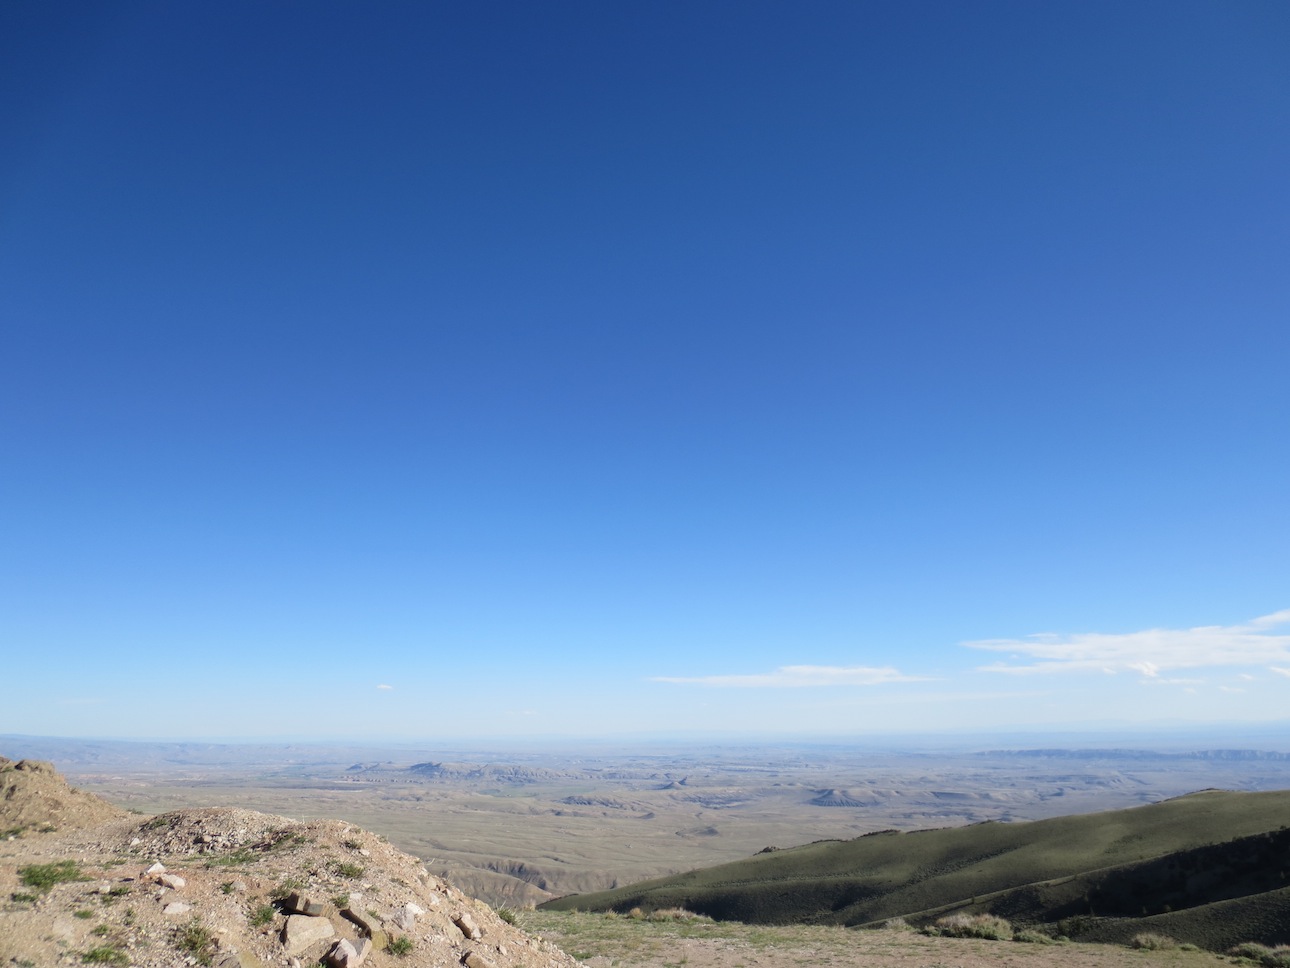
[540,789,1290,949]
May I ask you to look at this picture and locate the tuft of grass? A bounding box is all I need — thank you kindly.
[249,903,277,927]
[882,916,913,931]
[206,848,258,868]
[270,877,307,899]
[1013,929,1057,944]
[927,913,1013,941]
[1130,932,1177,950]
[99,885,131,905]
[91,925,111,937]
[81,948,128,966]
[331,893,350,909]
[647,907,710,923]
[1231,943,1290,968]
[175,918,218,966]
[74,909,94,919]
[388,935,414,956]
[11,891,39,903]
[332,861,365,878]
[19,860,85,891]
[497,906,518,925]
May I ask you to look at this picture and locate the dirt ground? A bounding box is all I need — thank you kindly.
[517,911,1231,968]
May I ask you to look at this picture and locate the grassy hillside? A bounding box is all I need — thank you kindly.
[540,789,1290,949]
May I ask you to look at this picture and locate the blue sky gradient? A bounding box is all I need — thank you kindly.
[2,1,1288,740]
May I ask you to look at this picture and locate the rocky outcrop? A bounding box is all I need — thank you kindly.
[0,761,581,968]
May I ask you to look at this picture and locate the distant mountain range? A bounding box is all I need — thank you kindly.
[981,748,1290,761]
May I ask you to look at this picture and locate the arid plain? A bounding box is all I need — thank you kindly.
[9,735,1290,909]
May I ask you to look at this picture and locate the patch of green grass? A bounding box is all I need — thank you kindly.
[332,861,365,878]
[2,825,26,838]
[10,891,38,903]
[1130,932,1177,950]
[19,860,85,892]
[91,925,111,937]
[220,881,235,894]
[1231,943,1290,967]
[206,848,258,867]
[343,839,363,850]
[98,885,131,905]
[270,877,307,899]
[175,918,217,966]
[388,935,414,956]
[331,893,350,908]
[81,948,128,966]
[1013,929,1057,944]
[250,903,277,926]
[74,908,94,919]
[497,906,517,925]
[265,829,310,851]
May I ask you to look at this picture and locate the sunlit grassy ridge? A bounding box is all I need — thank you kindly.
[541,789,1290,950]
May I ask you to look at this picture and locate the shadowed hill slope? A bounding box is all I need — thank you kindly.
[540,789,1290,949]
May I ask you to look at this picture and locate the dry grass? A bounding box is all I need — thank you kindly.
[518,910,1223,968]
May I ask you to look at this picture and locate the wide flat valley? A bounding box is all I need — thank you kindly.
[7,734,1290,907]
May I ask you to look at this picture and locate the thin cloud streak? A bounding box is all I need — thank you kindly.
[652,665,931,688]
[967,611,1290,676]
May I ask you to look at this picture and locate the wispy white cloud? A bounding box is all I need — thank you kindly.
[1270,667,1290,678]
[652,665,929,688]
[1140,677,1205,687]
[967,611,1290,676]
[376,684,394,691]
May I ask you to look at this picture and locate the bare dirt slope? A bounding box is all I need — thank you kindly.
[1,757,126,834]
[0,759,577,968]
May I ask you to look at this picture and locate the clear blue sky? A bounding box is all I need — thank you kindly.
[2,1,1288,742]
